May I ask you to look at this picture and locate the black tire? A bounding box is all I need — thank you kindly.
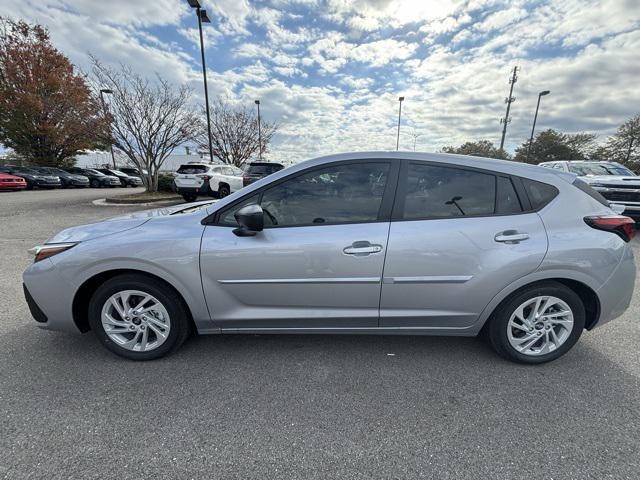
[88,274,191,360]
[25,182,33,190]
[487,281,585,364]
[182,193,197,203]
[218,185,230,198]
[90,179,100,188]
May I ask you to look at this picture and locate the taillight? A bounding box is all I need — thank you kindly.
[584,215,636,242]
[243,175,250,186]
[197,174,212,180]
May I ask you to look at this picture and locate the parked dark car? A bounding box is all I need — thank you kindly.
[65,167,121,188]
[97,168,143,187]
[119,167,147,179]
[0,166,61,189]
[242,162,285,186]
[31,167,89,188]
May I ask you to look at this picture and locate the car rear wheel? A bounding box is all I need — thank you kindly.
[88,274,191,360]
[487,282,585,364]
[218,185,230,198]
[182,193,197,203]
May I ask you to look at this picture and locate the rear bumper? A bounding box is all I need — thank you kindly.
[592,244,636,328]
[175,179,211,196]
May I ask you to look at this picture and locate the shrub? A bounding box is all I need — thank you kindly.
[157,174,175,192]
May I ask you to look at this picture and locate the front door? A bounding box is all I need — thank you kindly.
[380,161,548,329]
[200,160,398,330]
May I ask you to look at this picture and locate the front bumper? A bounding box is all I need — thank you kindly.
[23,259,79,333]
[68,179,90,187]
[0,182,27,190]
[34,180,62,188]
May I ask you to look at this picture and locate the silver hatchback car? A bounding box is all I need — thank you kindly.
[23,152,636,363]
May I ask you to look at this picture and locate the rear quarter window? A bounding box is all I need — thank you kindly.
[522,178,559,210]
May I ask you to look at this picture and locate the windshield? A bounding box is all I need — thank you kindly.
[568,163,612,176]
[602,164,636,176]
[11,167,36,174]
[108,170,127,177]
[247,164,283,175]
[85,169,104,176]
[177,164,208,174]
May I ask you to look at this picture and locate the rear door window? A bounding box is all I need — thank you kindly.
[402,163,496,219]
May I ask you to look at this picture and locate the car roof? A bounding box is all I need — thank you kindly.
[249,162,283,166]
[303,151,574,180]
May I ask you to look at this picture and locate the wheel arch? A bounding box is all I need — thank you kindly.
[72,269,197,333]
[479,277,601,334]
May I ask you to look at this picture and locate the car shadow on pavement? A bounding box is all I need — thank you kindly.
[2,326,639,479]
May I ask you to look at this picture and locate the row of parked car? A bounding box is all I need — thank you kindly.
[0,165,144,191]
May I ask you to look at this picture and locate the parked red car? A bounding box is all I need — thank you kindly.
[0,172,27,191]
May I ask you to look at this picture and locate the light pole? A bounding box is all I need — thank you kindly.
[396,96,404,151]
[255,100,262,160]
[526,90,551,163]
[187,0,214,163]
[99,88,117,168]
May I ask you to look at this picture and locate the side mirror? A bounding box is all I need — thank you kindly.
[233,204,264,237]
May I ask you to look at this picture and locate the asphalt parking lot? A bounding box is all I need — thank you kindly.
[1,188,639,479]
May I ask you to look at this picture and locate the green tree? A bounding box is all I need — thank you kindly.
[0,18,106,166]
[442,140,510,159]
[593,115,640,168]
[514,129,596,164]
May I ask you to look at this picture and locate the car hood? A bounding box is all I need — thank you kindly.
[46,200,215,243]
[580,175,640,186]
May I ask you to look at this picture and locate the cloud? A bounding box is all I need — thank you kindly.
[1,0,639,162]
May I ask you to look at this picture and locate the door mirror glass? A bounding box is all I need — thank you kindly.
[233,204,264,236]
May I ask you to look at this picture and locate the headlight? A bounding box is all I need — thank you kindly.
[28,243,77,263]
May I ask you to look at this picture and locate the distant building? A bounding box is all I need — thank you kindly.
[74,151,216,172]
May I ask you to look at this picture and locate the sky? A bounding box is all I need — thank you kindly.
[1,0,639,163]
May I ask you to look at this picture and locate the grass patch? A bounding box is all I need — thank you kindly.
[105,191,182,204]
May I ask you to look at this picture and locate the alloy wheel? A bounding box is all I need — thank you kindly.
[507,295,574,356]
[100,289,171,352]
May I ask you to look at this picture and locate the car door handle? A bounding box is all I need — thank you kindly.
[343,241,383,256]
[495,231,530,244]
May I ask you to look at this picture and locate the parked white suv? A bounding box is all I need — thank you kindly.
[174,162,244,202]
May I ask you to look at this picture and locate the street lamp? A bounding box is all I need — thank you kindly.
[396,96,404,151]
[526,90,550,162]
[255,100,262,160]
[187,0,214,163]
[99,88,117,168]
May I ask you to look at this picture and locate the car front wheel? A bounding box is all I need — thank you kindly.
[488,281,585,364]
[88,274,191,360]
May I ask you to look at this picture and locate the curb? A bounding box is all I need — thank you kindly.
[93,198,183,207]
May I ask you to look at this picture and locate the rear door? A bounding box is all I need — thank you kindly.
[220,166,244,192]
[380,161,548,329]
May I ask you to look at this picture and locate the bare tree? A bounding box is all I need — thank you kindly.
[198,97,278,167]
[91,59,200,191]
